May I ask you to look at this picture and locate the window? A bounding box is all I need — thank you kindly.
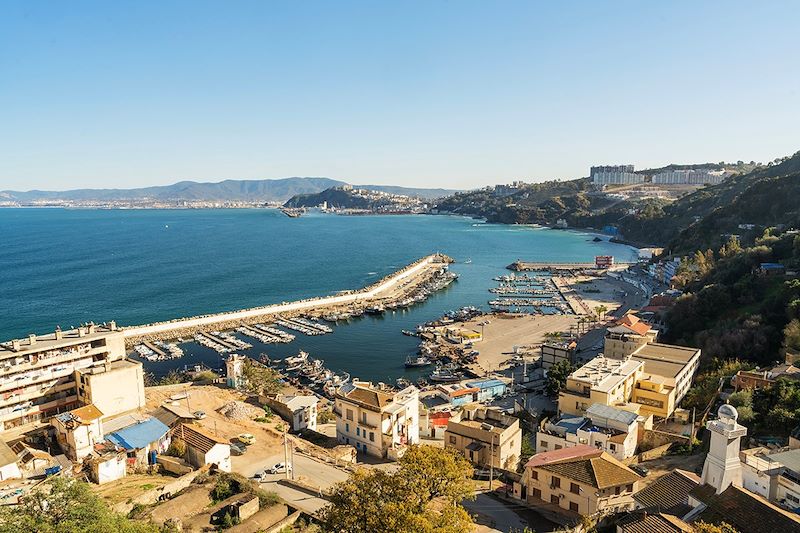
[788,493,800,504]
[361,412,367,424]
[449,436,456,445]
[570,483,580,495]
[626,484,633,492]
[369,432,375,442]
[555,444,562,450]
[550,495,559,505]
[346,409,353,421]
[356,427,360,436]
[540,440,548,448]
[609,443,616,451]
[569,501,579,512]
[614,486,621,495]
[531,471,538,480]
[532,488,541,499]
[345,423,350,433]
[551,476,560,488]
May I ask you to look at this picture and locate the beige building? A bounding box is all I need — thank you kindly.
[603,314,658,359]
[335,382,419,459]
[52,403,105,462]
[445,406,522,470]
[516,445,642,516]
[0,323,127,433]
[558,356,644,417]
[76,359,146,420]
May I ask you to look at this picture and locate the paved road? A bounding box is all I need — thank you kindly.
[464,492,558,532]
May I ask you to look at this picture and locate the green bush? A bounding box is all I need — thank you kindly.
[166,437,187,458]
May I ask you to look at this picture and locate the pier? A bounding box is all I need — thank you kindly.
[122,253,453,345]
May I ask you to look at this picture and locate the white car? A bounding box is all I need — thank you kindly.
[267,462,292,475]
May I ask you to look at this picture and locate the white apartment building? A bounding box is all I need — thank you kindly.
[335,382,419,459]
[0,323,131,433]
[741,447,800,512]
[590,165,643,185]
[651,169,729,185]
[537,403,640,461]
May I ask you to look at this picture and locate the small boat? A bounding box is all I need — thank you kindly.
[405,355,433,368]
[429,368,463,383]
[365,305,385,315]
[401,330,418,337]
[416,377,429,388]
[396,377,412,388]
[464,258,472,264]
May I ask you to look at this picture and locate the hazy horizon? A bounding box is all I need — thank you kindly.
[2,1,799,191]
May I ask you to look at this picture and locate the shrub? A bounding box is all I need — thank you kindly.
[211,477,234,502]
[317,410,335,424]
[166,437,187,458]
[192,370,219,382]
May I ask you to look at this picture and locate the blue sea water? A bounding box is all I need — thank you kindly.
[0,208,637,381]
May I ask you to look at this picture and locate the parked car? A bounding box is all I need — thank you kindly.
[230,442,247,456]
[267,462,292,475]
[630,464,649,476]
[193,410,206,420]
[238,433,256,445]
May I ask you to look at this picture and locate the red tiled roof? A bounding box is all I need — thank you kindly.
[615,314,652,336]
[525,444,600,468]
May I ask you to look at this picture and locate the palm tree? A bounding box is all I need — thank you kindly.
[594,305,608,320]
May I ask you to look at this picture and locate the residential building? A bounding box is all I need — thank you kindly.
[628,343,701,417]
[732,370,775,391]
[335,382,419,459]
[88,442,127,484]
[263,394,318,432]
[517,445,642,516]
[445,406,521,470]
[465,379,507,402]
[0,440,22,481]
[151,403,198,428]
[741,447,800,511]
[0,323,125,433]
[632,469,700,514]
[537,404,640,461]
[177,423,232,473]
[436,383,480,407]
[558,356,644,416]
[686,483,800,533]
[616,512,692,533]
[75,359,146,420]
[603,315,659,359]
[591,165,643,185]
[419,408,455,440]
[52,403,105,462]
[105,417,171,468]
[540,341,577,370]
[651,168,729,185]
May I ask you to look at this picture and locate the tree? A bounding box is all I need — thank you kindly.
[692,521,739,533]
[166,437,187,458]
[319,446,474,533]
[0,477,158,533]
[242,359,282,396]
[593,305,608,320]
[545,359,575,397]
[719,235,742,258]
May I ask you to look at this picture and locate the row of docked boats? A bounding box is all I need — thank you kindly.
[134,341,184,361]
[270,351,351,398]
[493,273,550,284]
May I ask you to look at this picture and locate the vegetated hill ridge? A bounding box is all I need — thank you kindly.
[1,178,459,203]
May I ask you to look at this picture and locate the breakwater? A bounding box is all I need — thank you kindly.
[122,253,453,345]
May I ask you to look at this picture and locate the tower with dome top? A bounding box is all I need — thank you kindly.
[701,403,748,494]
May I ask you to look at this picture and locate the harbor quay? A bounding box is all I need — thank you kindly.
[121,253,454,346]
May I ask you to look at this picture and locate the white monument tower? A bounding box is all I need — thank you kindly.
[225,353,246,390]
[701,404,747,494]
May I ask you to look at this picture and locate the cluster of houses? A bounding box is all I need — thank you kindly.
[0,325,232,491]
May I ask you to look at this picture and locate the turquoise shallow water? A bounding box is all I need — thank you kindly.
[0,208,637,380]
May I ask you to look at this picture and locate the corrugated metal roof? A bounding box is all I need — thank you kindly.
[105,418,169,450]
[586,403,639,426]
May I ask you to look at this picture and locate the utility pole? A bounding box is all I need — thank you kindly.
[689,408,696,452]
[489,433,495,491]
[283,431,290,480]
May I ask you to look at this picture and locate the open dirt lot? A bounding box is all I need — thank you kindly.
[454,313,579,373]
[92,473,177,505]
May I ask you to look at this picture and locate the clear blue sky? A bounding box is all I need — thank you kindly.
[1,1,798,191]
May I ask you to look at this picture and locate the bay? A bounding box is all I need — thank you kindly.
[0,208,637,381]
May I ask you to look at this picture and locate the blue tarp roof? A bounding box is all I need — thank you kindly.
[467,379,506,389]
[105,418,169,450]
[760,263,784,269]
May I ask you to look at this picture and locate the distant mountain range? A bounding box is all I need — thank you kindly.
[0,178,459,203]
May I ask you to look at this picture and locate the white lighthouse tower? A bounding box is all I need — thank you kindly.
[701,404,747,494]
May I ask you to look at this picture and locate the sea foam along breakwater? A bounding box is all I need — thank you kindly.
[122,253,452,344]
